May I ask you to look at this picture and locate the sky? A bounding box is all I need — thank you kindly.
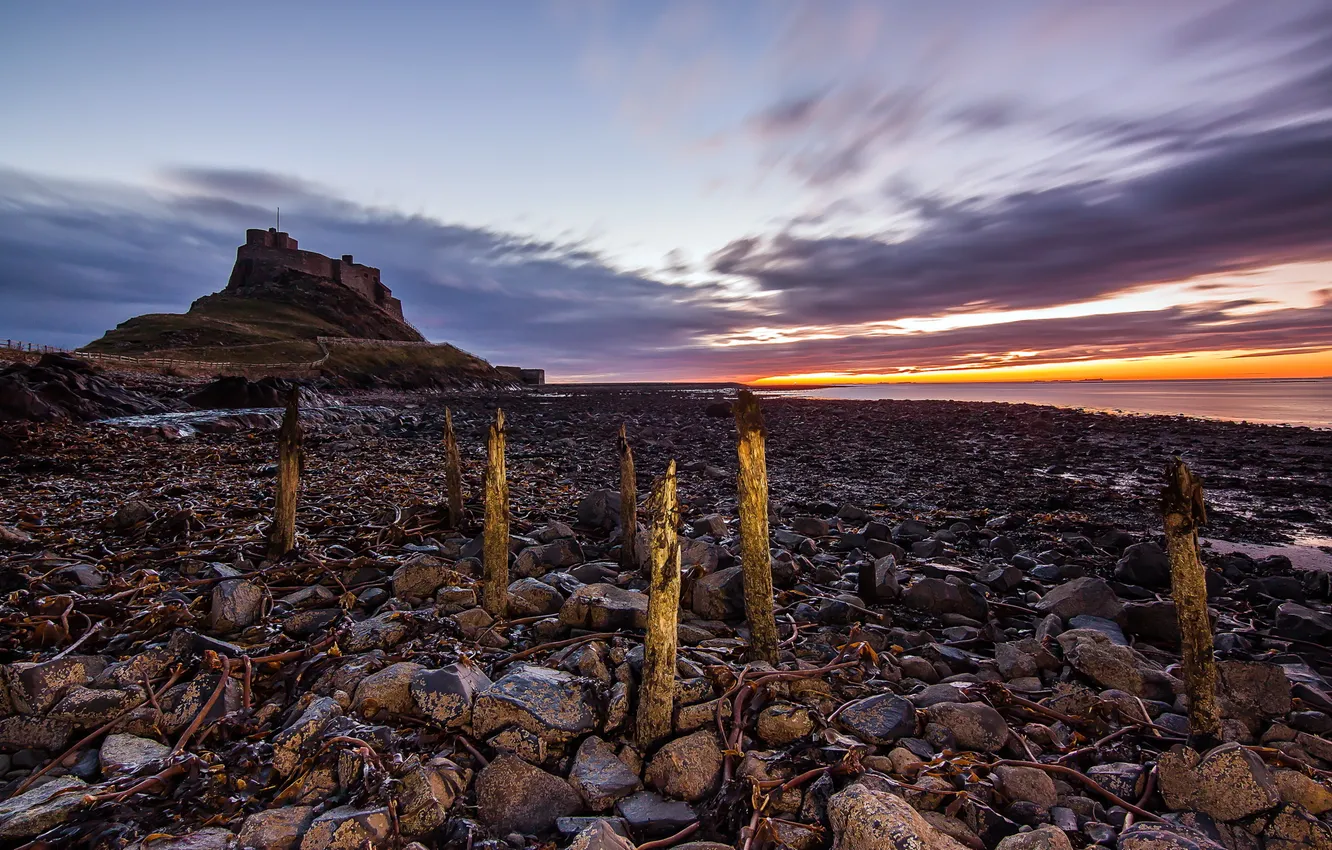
[1,0,1330,383]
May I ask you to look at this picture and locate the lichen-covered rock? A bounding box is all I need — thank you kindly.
[569,736,643,811]
[0,776,88,839]
[1119,821,1228,850]
[1158,743,1281,822]
[351,661,423,717]
[559,584,648,631]
[568,819,636,850]
[1056,629,1178,699]
[391,555,453,599]
[299,806,391,850]
[758,701,816,745]
[472,664,599,744]
[993,764,1057,808]
[2,655,105,713]
[398,755,468,834]
[827,783,970,850]
[273,696,342,776]
[922,702,1009,752]
[994,826,1072,850]
[209,578,263,633]
[410,662,490,727]
[645,730,723,802]
[238,806,316,850]
[100,732,171,775]
[1263,802,1332,850]
[475,754,581,834]
[1275,770,1332,815]
[838,693,917,745]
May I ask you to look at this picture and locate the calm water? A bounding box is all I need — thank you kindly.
[794,379,1332,428]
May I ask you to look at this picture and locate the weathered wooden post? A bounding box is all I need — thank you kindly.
[481,409,509,617]
[444,407,465,529]
[637,460,680,747]
[619,423,637,570]
[734,390,780,665]
[1163,456,1220,744]
[267,387,302,558]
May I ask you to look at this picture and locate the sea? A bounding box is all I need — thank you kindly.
[787,378,1332,429]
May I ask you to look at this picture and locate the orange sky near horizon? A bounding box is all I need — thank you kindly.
[746,347,1332,386]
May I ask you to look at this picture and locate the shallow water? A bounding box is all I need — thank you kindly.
[797,378,1332,428]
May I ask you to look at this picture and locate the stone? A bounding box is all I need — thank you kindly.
[2,655,104,714]
[141,828,236,850]
[559,584,649,631]
[692,515,728,538]
[1119,822,1227,850]
[1276,604,1332,642]
[1264,802,1332,850]
[475,754,581,834]
[100,732,170,774]
[1115,542,1171,587]
[692,567,745,619]
[273,696,342,776]
[615,791,696,838]
[352,662,423,717]
[994,826,1072,850]
[410,662,491,727]
[50,685,142,726]
[399,755,467,834]
[993,764,1058,808]
[238,806,317,850]
[568,819,636,850]
[578,490,621,531]
[1086,762,1145,801]
[0,715,73,750]
[1034,577,1124,622]
[793,516,830,537]
[1124,601,1183,646]
[508,578,565,617]
[209,579,263,633]
[299,805,391,850]
[1158,743,1281,822]
[391,555,452,599]
[472,665,599,744]
[1056,629,1177,700]
[922,702,1010,752]
[827,783,969,850]
[342,613,410,652]
[645,730,723,802]
[902,578,989,621]
[838,693,918,745]
[1274,770,1332,815]
[1217,660,1292,729]
[0,776,87,839]
[757,702,815,745]
[569,736,643,811]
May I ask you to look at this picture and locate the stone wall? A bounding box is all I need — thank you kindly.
[229,231,405,321]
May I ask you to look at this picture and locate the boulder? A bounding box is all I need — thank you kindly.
[692,567,745,619]
[475,754,581,834]
[1056,629,1178,700]
[391,555,453,599]
[993,764,1057,808]
[0,776,87,838]
[578,490,622,531]
[100,732,171,775]
[299,805,391,850]
[410,663,491,727]
[351,662,424,717]
[902,578,988,621]
[1115,542,1171,587]
[568,819,636,850]
[994,826,1071,850]
[472,665,600,744]
[238,806,317,850]
[921,702,1009,752]
[508,578,565,617]
[645,730,723,802]
[838,694,918,745]
[1034,577,1124,622]
[1275,604,1332,642]
[1158,743,1281,822]
[273,696,341,776]
[560,584,649,631]
[1119,822,1227,850]
[615,792,697,839]
[827,783,969,850]
[569,736,643,811]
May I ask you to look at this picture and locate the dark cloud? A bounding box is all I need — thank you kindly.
[713,119,1332,325]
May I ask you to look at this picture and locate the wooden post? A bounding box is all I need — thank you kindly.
[481,409,509,618]
[267,387,302,559]
[637,460,680,748]
[619,423,637,570]
[1162,456,1220,744]
[444,407,465,529]
[734,390,779,665]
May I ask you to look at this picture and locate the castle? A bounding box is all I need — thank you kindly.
[227,228,406,321]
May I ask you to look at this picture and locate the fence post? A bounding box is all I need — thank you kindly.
[1163,457,1220,745]
[637,460,680,747]
[619,424,637,570]
[267,387,302,558]
[444,407,465,528]
[482,409,509,617]
[734,390,780,665]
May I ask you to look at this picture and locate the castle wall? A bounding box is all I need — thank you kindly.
[236,244,336,281]
[231,230,405,321]
[337,263,382,304]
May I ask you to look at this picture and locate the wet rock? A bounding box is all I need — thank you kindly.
[838,693,918,745]
[472,664,599,744]
[615,792,697,839]
[410,662,491,727]
[475,753,581,834]
[922,702,1009,752]
[0,776,87,839]
[238,806,316,850]
[559,584,649,630]
[273,696,342,776]
[351,661,423,717]
[903,578,989,621]
[692,566,744,619]
[994,826,1072,850]
[569,736,643,811]
[827,782,969,850]
[300,805,391,850]
[1115,542,1171,587]
[1275,604,1332,642]
[568,819,636,850]
[391,555,452,599]
[645,729,723,802]
[993,764,1057,808]
[100,732,170,774]
[1158,743,1280,821]
[1034,577,1124,622]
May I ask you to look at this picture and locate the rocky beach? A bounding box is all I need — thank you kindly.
[2,364,1332,850]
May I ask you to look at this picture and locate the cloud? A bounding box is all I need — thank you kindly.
[712,119,1332,326]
